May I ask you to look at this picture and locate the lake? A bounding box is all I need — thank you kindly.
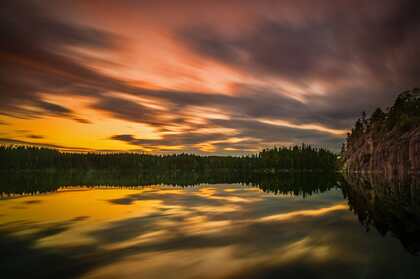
[1,171,420,279]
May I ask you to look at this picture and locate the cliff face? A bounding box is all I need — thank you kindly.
[343,127,420,173]
[342,89,420,174]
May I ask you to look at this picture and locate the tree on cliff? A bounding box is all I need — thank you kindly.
[342,88,420,159]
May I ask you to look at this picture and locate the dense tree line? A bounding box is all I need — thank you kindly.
[342,88,420,155]
[0,144,337,171]
[259,144,336,171]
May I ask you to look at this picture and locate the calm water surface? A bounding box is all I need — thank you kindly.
[1,172,420,279]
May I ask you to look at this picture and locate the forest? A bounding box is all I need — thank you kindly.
[0,144,337,172]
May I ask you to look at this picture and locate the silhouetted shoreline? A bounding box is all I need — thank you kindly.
[0,144,337,172]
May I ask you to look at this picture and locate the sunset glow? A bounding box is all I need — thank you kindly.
[1,0,419,153]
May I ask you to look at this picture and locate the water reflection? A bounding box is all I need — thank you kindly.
[342,173,420,255]
[0,172,420,278]
[0,170,340,197]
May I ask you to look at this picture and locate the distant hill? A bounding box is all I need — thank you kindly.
[342,88,420,174]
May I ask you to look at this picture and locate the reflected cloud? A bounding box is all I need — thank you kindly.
[1,172,420,278]
[258,203,348,222]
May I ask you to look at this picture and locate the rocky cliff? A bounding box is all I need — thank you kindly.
[342,89,420,174]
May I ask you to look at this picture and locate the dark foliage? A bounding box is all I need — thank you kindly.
[342,88,420,155]
[0,144,337,172]
[0,170,341,198]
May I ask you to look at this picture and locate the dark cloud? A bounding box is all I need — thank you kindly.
[26,135,45,140]
[0,0,120,120]
[0,137,92,152]
[110,132,232,151]
[210,118,344,147]
[179,21,344,82]
[178,0,420,93]
[72,118,92,124]
[91,96,170,127]
[35,101,72,115]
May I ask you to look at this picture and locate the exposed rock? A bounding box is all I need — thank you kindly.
[342,89,420,174]
[343,127,420,174]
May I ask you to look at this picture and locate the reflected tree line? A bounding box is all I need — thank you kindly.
[1,170,341,197]
[342,173,420,255]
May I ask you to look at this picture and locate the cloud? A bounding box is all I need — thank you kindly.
[0,137,91,152]
[110,132,234,153]
[109,114,343,153]
[35,101,72,115]
[26,134,45,140]
[2,0,419,153]
[179,21,344,82]
[209,118,344,146]
[91,84,356,130]
[72,118,92,124]
[177,0,420,87]
[91,95,171,127]
[0,0,120,120]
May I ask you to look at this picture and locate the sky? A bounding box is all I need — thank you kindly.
[1,0,419,154]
